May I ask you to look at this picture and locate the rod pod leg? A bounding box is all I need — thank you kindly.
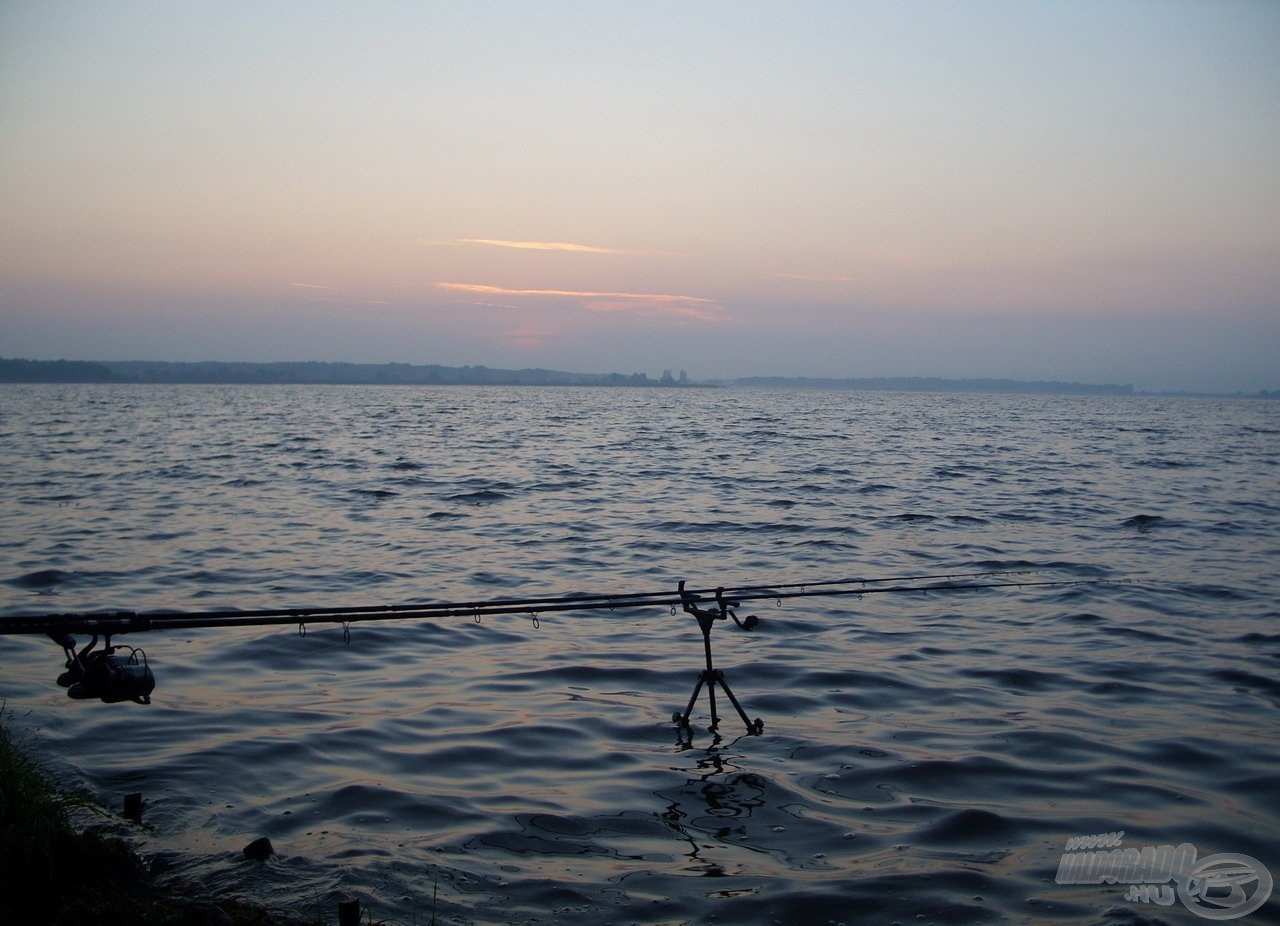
[673,668,762,735]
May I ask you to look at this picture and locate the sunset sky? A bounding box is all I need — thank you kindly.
[2,1,1277,392]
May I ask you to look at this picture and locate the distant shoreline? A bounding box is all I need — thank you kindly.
[0,357,1272,397]
[728,374,1133,396]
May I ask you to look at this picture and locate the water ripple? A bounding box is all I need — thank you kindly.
[1,384,1277,925]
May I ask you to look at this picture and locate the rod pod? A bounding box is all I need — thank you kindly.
[673,581,764,739]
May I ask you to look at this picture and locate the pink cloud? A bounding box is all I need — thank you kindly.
[458,238,622,254]
[434,282,727,322]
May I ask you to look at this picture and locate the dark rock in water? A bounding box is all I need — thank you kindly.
[338,897,362,926]
[123,791,144,823]
[242,836,274,862]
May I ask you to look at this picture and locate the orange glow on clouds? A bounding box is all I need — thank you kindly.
[428,239,682,258]
[435,282,727,322]
[458,239,623,254]
[496,323,553,349]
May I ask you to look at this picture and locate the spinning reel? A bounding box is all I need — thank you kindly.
[50,631,155,704]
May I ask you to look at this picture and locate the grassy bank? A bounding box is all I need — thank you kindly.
[0,714,289,926]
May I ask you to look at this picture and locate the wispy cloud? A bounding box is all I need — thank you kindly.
[458,238,622,254]
[289,281,392,305]
[419,238,682,257]
[435,282,726,321]
[766,271,857,284]
[496,323,554,349]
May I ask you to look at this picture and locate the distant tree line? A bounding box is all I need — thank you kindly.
[0,358,122,382]
[6,358,1270,396]
[732,375,1135,395]
[0,358,683,387]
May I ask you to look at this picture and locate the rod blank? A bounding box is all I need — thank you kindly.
[0,571,1116,637]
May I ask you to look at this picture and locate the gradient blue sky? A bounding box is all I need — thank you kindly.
[2,1,1277,392]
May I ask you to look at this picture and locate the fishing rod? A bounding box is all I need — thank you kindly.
[0,569,1115,738]
[0,569,1062,635]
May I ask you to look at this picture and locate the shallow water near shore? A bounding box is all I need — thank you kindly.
[2,384,1277,924]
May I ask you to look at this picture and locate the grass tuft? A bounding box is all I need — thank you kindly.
[0,711,429,925]
[0,711,300,924]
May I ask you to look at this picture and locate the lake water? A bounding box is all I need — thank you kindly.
[1,384,1277,925]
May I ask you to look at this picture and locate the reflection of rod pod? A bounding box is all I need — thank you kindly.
[673,582,764,737]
